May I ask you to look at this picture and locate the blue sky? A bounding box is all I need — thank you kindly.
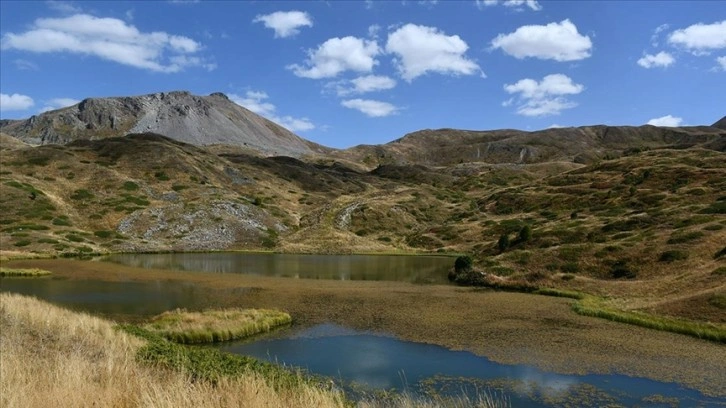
[1,1,724,148]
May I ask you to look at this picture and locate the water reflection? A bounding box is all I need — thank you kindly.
[0,277,232,318]
[101,253,454,283]
[220,324,726,407]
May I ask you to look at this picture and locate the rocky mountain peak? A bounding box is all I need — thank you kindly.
[0,90,324,157]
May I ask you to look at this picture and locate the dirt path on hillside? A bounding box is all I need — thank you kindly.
[4,258,726,397]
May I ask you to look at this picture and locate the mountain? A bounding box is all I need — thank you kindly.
[336,125,726,168]
[0,91,326,158]
[713,116,726,130]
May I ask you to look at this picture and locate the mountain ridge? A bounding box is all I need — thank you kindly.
[0,91,327,158]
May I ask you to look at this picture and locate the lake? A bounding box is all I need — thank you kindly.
[101,252,454,283]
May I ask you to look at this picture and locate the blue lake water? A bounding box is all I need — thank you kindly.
[219,323,726,407]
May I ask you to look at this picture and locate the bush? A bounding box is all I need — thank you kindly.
[518,225,532,243]
[497,234,510,252]
[610,260,636,279]
[454,255,473,273]
[122,181,139,191]
[70,189,94,200]
[154,171,170,181]
[715,246,726,259]
[658,250,689,263]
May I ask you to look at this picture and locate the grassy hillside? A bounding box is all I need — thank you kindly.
[1,133,723,323]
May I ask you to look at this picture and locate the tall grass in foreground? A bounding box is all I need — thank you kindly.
[0,267,51,277]
[0,293,345,408]
[535,288,726,343]
[144,308,291,344]
[359,391,510,408]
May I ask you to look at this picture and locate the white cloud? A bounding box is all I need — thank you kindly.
[288,36,380,79]
[385,23,482,81]
[651,24,669,47]
[1,93,35,111]
[46,1,82,14]
[39,97,80,113]
[253,11,312,38]
[0,13,209,73]
[229,91,315,132]
[341,99,399,117]
[331,75,397,96]
[647,115,683,127]
[503,74,584,116]
[368,24,381,39]
[637,51,675,68]
[668,21,726,53]
[13,59,39,70]
[491,19,592,61]
[717,56,726,71]
[476,0,541,10]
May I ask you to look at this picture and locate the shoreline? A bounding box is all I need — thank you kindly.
[3,258,726,398]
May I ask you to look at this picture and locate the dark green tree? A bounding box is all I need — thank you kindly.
[518,225,532,243]
[454,255,473,273]
[497,234,510,252]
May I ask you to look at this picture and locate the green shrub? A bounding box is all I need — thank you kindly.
[712,267,726,276]
[454,255,473,273]
[610,260,636,279]
[66,234,84,242]
[52,217,71,226]
[497,234,510,252]
[171,184,188,192]
[658,250,689,263]
[94,230,113,239]
[667,231,704,245]
[154,171,170,181]
[122,181,139,191]
[518,225,532,243]
[714,247,726,259]
[70,189,94,200]
[13,240,31,247]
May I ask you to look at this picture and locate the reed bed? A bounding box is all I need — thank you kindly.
[143,308,292,344]
[0,267,52,277]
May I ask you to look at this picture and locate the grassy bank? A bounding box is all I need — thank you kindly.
[0,267,51,277]
[144,308,292,344]
[535,288,726,343]
[0,293,346,408]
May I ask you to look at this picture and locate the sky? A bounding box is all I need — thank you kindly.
[0,1,724,149]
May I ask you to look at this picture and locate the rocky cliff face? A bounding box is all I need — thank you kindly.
[0,91,325,157]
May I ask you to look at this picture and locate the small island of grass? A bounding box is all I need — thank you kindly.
[144,308,292,344]
[0,267,52,277]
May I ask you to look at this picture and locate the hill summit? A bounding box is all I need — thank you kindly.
[0,91,324,157]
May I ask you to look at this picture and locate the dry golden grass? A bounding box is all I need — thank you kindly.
[144,308,292,343]
[0,293,345,408]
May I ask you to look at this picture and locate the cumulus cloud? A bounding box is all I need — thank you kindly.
[0,13,211,72]
[385,24,482,81]
[491,19,592,61]
[341,99,399,117]
[503,74,584,116]
[647,115,683,127]
[650,24,669,47]
[331,75,397,96]
[1,93,35,111]
[637,51,675,68]
[229,91,315,132]
[253,11,312,38]
[288,36,380,79]
[476,0,541,10]
[39,97,80,113]
[668,20,726,53]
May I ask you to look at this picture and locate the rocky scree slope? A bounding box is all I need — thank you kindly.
[0,91,326,158]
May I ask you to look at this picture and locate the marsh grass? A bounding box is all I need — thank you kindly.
[144,308,292,344]
[535,288,726,343]
[0,267,51,277]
